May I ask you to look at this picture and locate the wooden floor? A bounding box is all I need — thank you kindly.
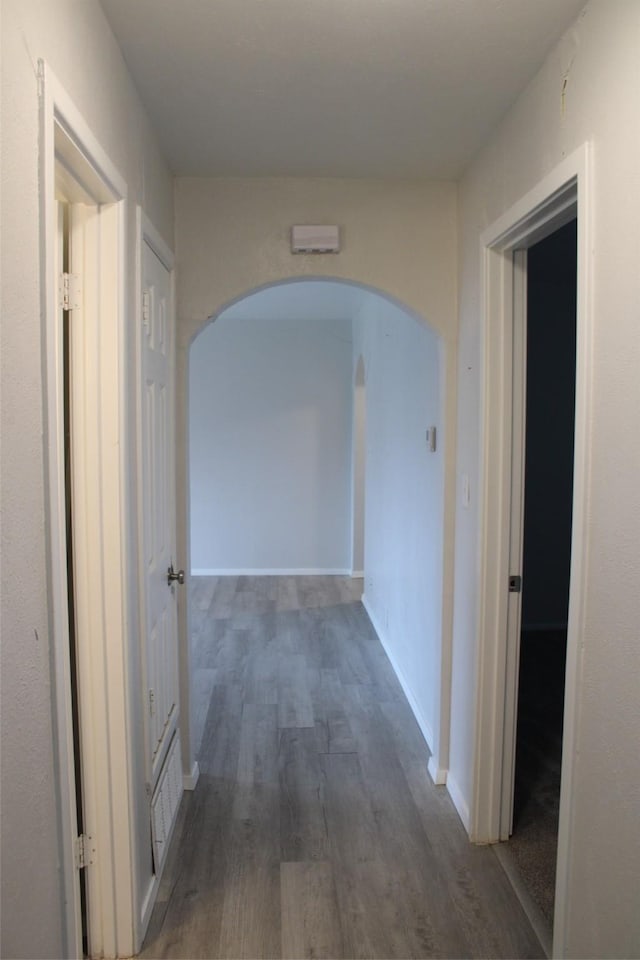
[141,576,543,959]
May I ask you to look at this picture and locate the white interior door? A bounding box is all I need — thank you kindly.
[141,237,180,788]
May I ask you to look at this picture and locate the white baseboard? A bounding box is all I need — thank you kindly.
[183,760,200,791]
[351,570,364,579]
[427,755,448,785]
[445,771,470,832]
[191,567,351,577]
[362,594,435,756]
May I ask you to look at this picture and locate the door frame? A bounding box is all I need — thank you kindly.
[40,62,136,958]
[471,144,593,956]
[499,246,528,842]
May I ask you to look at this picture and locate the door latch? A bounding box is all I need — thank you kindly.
[508,575,522,593]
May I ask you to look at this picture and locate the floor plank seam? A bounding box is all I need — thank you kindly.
[141,575,545,960]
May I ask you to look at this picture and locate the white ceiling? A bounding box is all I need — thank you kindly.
[100,0,585,179]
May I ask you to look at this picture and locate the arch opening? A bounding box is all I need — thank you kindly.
[190,275,439,348]
[183,276,451,785]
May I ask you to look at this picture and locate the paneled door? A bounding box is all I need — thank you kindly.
[141,235,180,788]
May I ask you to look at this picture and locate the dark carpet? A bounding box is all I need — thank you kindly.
[506,629,567,928]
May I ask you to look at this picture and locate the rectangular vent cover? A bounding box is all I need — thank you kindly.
[291,225,340,254]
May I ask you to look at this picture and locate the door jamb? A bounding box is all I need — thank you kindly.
[499,247,528,841]
[471,143,593,958]
[40,61,136,958]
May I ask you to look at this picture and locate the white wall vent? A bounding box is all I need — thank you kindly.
[291,225,340,254]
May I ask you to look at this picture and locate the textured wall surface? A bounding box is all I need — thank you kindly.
[175,177,457,343]
[0,1,173,955]
[451,2,640,955]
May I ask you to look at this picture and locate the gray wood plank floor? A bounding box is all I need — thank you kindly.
[141,575,543,959]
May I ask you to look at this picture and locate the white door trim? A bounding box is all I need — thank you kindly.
[40,61,136,958]
[471,143,593,958]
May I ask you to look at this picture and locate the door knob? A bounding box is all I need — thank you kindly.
[167,564,185,586]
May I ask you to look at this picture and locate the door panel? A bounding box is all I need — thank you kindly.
[142,240,179,786]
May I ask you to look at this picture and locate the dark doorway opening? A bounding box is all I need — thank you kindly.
[508,219,577,929]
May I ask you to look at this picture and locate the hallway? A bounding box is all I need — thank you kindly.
[141,576,542,959]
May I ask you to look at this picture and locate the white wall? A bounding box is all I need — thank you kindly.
[176,178,457,344]
[0,1,173,956]
[175,177,458,771]
[355,295,444,756]
[189,310,353,573]
[451,2,640,956]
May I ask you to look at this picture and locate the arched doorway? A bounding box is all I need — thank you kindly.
[189,282,358,577]
[177,276,452,792]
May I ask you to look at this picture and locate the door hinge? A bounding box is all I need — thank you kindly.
[149,688,155,716]
[509,575,522,593]
[142,290,151,331]
[75,833,94,870]
[59,272,81,312]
